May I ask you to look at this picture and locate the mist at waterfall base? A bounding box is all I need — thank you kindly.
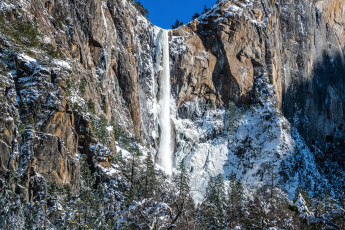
[139,0,217,29]
[157,30,173,175]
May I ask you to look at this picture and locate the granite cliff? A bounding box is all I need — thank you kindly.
[0,0,344,228]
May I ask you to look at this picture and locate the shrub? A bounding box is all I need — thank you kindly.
[111,122,121,142]
[208,99,216,109]
[0,62,10,75]
[42,43,63,59]
[18,124,25,136]
[0,15,39,48]
[90,115,110,146]
[79,78,87,95]
[65,79,72,96]
[128,0,149,19]
[87,99,96,114]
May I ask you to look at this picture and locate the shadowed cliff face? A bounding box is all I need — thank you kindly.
[171,0,345,155]
[283,51,345,177]
[283,51,345,147]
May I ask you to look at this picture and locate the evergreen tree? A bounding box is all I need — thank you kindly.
[202,174,227,229]
[76,154,107,228]
[214,174,227,227]
[202,5,209,14]
[172,19,183,29]
[169,159,191,227]
[128,144,141,202]
[129,0,149,19]
[227,174,244,228]
[173,159,190,199]
[143,153,156,198]
[192,13,200,20]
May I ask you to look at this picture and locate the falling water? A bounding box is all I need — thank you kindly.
[158,30,173,175]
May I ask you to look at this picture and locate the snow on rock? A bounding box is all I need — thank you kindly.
[54,59,72,71]
[197,0,266,26]
[18,53,38,69]
[173,98,228,203]
[173,73,326,203]
[0,1,15,13]
[295,193,312,218]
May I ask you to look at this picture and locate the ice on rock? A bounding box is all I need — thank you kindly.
[157,30,173,176]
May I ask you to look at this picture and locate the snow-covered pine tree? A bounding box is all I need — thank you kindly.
[143,152,156,198]
[201,174,227,229]
[168,159,192,228]
[173,159,190,200]
[227,174,244,228]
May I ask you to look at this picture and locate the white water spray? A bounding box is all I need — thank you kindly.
[158,30,173,175]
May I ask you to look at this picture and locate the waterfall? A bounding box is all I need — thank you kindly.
[158,30,173,175]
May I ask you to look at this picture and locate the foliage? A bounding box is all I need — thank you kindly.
[227,174,244,228]
[65,79,72,96]
[42,43,63,59]
[87,99,96,114]
[128,0,149,19]
[90,115,110,146]
[0,62,10,75]
[173,159,190,199]
[111,121,121,142]
[226,101,239,135]
[1,157,345,229]
[18,123,25,136]
[0,15,63,59]
[0,15,39,48]
[208,99,216,109]
[142,153,156,198]
[172,19,184,29]
[202,5,209,14]
[201,174,227,229]
[79,78,87,95]
[192,13,200,20]
[1,125,344,229]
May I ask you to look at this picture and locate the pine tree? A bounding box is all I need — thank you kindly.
[214,174,227,228]
[227,174,244,228]
[129,0,149,19]
[192,13,200,20]
[79,154,106,228]
[169,159,191,227]
[202,5,208,14]
[143,153,156,198]
[128,144,141,202]
[172,19,183,29]
[202,174,227,229]
[173,159,190,199]
[80,157,92,228]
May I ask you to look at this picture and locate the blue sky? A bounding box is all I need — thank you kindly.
[139,0,217,29]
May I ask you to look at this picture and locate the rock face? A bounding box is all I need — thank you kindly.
[0,0,344,203]
[169,0,345,198]
[0,0,160,198]
[172,0,345,148]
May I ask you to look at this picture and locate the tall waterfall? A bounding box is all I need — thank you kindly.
[158,30,173,175]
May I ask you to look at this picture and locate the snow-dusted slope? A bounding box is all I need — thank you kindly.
[172,72,327,202]
[163,0,345,203]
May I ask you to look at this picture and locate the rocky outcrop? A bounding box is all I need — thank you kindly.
[171,0,345,148]
[0,0,344,204]
[0,0,160,197]
[169,0,345,190]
